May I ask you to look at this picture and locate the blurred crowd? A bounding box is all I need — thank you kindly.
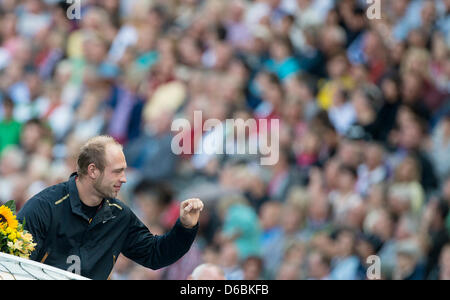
[0,0,449,280]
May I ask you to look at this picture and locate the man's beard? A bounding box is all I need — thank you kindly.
[93,173,115,199]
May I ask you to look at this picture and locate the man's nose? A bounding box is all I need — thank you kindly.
[120,174,127,184]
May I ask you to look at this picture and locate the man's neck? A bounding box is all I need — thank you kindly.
[75,176,103,207]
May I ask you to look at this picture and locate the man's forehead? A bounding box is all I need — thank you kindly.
[105,143,127,164]
[105,142,123,154]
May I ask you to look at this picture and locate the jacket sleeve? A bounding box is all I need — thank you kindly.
[16,196,52,261]
[121,211,198,270]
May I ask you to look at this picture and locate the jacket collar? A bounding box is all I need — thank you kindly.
[68,172,115,225]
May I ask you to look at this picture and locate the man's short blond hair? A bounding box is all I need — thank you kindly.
[77,135,122,178]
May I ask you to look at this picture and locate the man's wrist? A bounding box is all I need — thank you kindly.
[179,218,198,229]
[180,220,195,229]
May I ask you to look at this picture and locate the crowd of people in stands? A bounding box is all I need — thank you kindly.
[0,0,449,279]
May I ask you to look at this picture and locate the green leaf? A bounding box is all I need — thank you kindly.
[5,200,16,215]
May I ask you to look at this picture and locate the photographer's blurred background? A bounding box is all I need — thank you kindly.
[0,0,449,280]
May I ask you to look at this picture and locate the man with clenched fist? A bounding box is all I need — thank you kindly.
[17,135,203,280]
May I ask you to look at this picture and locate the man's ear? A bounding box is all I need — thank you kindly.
[87,163,99,179]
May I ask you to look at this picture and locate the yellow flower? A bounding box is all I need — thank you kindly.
[0,205,36,259]
[8,232,16,240]
[0,205,18,230]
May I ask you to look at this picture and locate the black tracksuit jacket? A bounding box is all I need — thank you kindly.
[17,173,198,280]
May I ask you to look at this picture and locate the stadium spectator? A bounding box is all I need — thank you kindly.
[187,263,226,280]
